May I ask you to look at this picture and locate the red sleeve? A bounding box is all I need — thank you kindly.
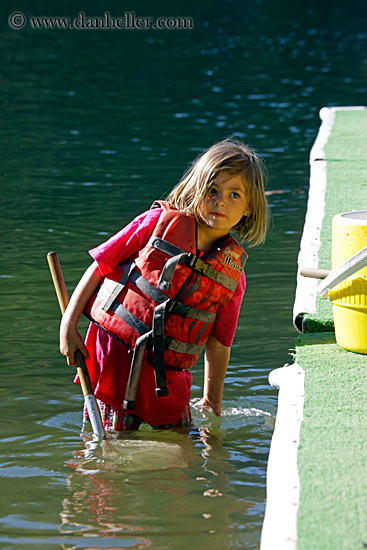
[211,270,246,347]
[89,208,162,275]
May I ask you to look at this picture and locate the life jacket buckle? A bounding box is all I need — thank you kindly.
[186,253,199,269]
[187,254,208,276]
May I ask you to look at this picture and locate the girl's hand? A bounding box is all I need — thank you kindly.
[193,397,220,416]
[60,323,89,366]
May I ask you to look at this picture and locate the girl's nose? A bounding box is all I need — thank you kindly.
[214,192,224,205]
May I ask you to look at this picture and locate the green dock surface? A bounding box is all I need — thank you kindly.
[261,107,367,550]
[296,333,367,550]
[297,108,367,550]
[302,108,367,332]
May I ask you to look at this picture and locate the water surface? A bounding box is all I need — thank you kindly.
[1,1,366,548]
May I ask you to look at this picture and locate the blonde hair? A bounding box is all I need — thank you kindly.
[166,137,269,246]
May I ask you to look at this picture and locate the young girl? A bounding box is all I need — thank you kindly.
[60,138,269,431]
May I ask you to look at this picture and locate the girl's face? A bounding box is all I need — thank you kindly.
[198,171,249,239]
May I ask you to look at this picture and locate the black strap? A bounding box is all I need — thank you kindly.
[152,300,170,397]
[164,337,203,355]
[98,255,218,319]
[97,283,209,353]
[147,235,187,257]
[102,262,135,312]
[149,236,239,292]
[158,253,189,290]
[169,300,216,323]
[186,255,238,292]
[123,332,151,410]
[130,269,168,304]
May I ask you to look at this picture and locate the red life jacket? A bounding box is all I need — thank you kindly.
[84,201,247,409]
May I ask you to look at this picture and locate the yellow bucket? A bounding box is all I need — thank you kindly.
[329,211,367,354]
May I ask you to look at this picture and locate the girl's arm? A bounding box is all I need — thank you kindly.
[195,335,231,416]
[59,261,103,366]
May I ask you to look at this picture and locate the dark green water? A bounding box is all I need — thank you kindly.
[1,1,366,548]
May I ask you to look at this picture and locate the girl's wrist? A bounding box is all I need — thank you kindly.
[197,395,221,416]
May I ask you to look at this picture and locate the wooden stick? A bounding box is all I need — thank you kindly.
[47,252,69,315]
[299,267,330,279]
[47,251,106,439]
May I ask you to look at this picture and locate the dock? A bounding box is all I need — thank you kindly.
[261,106,367,550]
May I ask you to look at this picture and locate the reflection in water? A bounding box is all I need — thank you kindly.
[1,0,366,547]
[59,407,270,549]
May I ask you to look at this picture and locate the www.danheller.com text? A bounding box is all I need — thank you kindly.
[8,11,195,31]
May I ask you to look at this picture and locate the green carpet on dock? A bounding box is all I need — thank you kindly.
[296,109,367,550]
[302,109,367,332]
[296,333,367,550]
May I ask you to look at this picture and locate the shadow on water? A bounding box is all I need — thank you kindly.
[1,0,366,547]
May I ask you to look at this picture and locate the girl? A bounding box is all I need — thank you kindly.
[60,138,269,431]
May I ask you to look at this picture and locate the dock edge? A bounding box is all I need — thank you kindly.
[260,363,305,550]
[293,105,367,333]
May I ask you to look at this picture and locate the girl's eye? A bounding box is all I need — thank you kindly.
[209,186,217,195]
[231,192,241,198]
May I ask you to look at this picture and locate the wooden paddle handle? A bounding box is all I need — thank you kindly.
[47,252,69,315]
[299,267,330,279]
[47,251,94,397]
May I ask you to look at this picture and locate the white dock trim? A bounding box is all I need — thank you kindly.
[260,363,305,550]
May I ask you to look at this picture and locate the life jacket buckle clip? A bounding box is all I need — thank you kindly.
[187,253,199,269]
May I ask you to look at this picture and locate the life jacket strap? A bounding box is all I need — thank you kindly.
[97,283,151,334]
[168,300,216,323]
[152,300,170,397]
[99,263,216,323]
[148,235,187,257]
[130,265,169,304]
[149,236,239,293]
[102,262,136,312]
[123,331,152,410]
[122,298,206,410]
[122,299,176,410]
[164,337,203,355]
[97,281,206,354]
[101,287,205,357]
[158,253,188,290]
[186,255,238,292]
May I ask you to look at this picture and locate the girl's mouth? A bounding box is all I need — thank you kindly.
[210,212,225,217]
